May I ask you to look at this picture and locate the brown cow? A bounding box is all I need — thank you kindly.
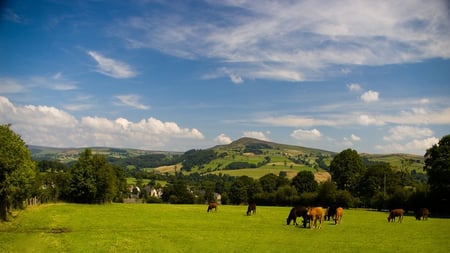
[286,206,309,227]
[387,208,404,223]
[334,207,344,225]
[415,208,430,221]
[247,203,256,216]
[324,206,337,221]
[207,202,218,212]
[307,207,324,229]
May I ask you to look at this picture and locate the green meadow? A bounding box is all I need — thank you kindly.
[1,204,448,253]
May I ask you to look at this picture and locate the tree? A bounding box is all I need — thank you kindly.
[424,134,450,214]
[291,171,318,193]
[67,149,125,203]
[162,179,194,204]
[0,124,37,221]
[358,162,398,204]
[259,173,279,193]
[329,149,366,195]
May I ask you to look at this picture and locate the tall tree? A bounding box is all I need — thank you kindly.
[67,149,97,203]
[291,171,318,193]
[259,173,279,193]
[0,124,36,220]
[424,134,450,213]
[67,149,125,203]
[329,149,366,195]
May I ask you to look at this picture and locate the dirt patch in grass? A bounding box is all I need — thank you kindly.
[314,171,331,182]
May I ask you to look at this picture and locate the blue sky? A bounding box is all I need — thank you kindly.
[1,0,449,155]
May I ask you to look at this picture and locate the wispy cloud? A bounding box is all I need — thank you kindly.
[375,137,439,155]
[30,73,78,91]
[383,126,433,141]
[2,9,26,24]
[347,83,362,92]
[0,78,27,93]
[114,94,150,110]
[117,0,450,82]
[87,51,137,79]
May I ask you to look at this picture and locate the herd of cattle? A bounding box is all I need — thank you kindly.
[286,206,343,229]
[207,202,430,229]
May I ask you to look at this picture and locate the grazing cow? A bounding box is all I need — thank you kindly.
[325,206,337,221]
[387,209,405,223]
[334,207,344,225]
[307,207,325,229]
[247,203,256,216]
[415,208,430,221]
[286,206,309,227]
[207,202,218,212]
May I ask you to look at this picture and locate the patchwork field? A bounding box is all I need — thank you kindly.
[1,204,448,253]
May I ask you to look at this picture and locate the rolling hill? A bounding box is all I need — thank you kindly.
[28,137,426,180]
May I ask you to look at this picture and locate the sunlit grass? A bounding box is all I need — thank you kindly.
[1,204,448,252]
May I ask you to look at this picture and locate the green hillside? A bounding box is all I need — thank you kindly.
[29,137,426,180]
[29,145,182,163]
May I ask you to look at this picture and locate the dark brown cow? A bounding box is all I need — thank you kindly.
[324,206,337,221]
[387,208,404,223]
[307,207,324,229]
[415,208,430,221]
[207,202,218,212]
[334,207,344,225]
[247,203,256,216]
[286,206,309,227]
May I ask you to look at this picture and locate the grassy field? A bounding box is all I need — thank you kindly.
[1,204,449,253]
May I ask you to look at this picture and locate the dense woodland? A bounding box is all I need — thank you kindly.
[1,124,450,221]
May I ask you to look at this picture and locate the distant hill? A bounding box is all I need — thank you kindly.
[29,145,182,163]
[29,137,425,179]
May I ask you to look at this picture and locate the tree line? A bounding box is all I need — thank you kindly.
[1,124,449,221]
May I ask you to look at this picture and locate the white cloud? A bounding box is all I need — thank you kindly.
[375,137,439,155]
[351,134,361,141]
[291,128,322,141]
[30,74,78,91]
[63,103,93,112]
[229,74,243,84]
[215,133,232,144]
[243,131,269,141]
[87,51,137,79]
[383,126,433,141]
[358,114,384,126]
[0,96,203,150]
[361,90,379,102]
[117,1,450,81]
[0,78,27,93]
[347,83,361,92]
[115,94,150,110]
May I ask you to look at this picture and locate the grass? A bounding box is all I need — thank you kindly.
[1,203,449,253]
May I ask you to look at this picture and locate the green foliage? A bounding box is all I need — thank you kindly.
[358,162,398,202]
[224,161,256,170]
[291,171,318,193]
[330,149,366,194]
[108,153,182,170]
[424,134,450,213]
[66,149,126,203]
[37,160,67,172]
[162,179,194,204]
[182,149,217,171]
[0,124,37,221]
